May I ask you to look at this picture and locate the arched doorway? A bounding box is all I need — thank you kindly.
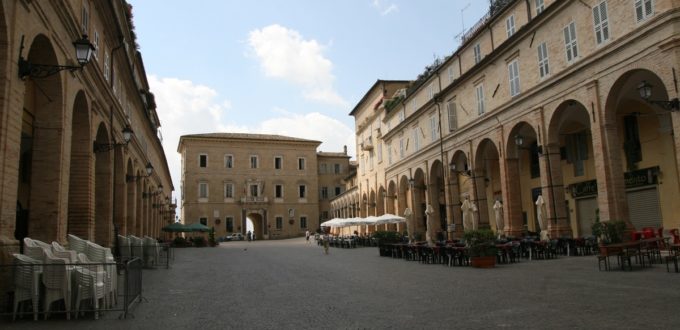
[398,175,411,239]
[412,168,426,240]
[245,211,265,240]
[473,139,501,230]
[67,91,91,241]
[602,69,679,231]
[427,160,446,243]
[449,150,470,236]
[18,34,65,244]
[94,123,112,246]
[547,101,594,237]
[506,122,541,235]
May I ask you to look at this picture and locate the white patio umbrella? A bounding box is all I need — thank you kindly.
[425,204,437,246]
[493,200,504,238]
[536,195,549,241]
[403,208,414,242]
[374,213,406,225]
[461,199,474,231]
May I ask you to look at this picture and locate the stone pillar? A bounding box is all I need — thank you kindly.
[539,144,572,238]
[471,170,489,229]
[501,157,524,236]
[447,174,463,238]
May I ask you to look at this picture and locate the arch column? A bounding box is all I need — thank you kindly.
[500,157,523,236]
[539,143,572,237]
[471,170,489,229]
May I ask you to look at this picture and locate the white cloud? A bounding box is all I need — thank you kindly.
[372,0,399,16]
[247,24,348,107]
[150,75,355,207]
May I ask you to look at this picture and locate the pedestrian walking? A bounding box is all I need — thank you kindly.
[323,234,330,255]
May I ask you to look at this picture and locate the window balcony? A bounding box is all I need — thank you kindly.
[240,196,269,204]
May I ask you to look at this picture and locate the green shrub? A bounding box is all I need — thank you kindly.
[463,229,497,257]
[172,236,187,247]
[372,231,401,243]
[193,236,207,247]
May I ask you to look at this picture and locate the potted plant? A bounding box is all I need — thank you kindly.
[463,229,497,268]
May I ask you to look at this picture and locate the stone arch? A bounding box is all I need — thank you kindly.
[376,185,385,216]
[125,158,136,236]
[412,168,426,240]
[599,68,678,229]
[94,123,112,246]
[473,139,501,229]
[18,34,65,243]
[67,90,92,241]
[504,122,541,235]
[369,189,377,217]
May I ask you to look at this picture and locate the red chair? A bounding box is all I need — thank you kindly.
[670,229,680,244]
[656,227,664,238]
[642,227,655,239]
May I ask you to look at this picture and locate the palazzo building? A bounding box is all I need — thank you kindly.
[177,133,350,239]
[338,0,680,242]
[0,0,175,264]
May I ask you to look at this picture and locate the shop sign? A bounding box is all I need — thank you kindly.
[569,166,659,198]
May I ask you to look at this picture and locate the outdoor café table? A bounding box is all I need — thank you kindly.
[495,243,512,264]
[599,238,663,270]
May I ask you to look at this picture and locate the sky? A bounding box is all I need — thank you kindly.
[127,0,490,204]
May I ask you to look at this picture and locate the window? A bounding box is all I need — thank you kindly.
[563,21,578,62]
[369,151,374,171]
[226,217,234,232]
[476,84,485,115]
[506,15,515,37]
[276,216,283,229]
[593,1,610,45]
[199,217,207,226]
[225,155,233,168]
[430,115,438,141]
[398,109,405,122]
[249,184,259,197]
[320,163,327,174]
[274,156,282,169]
[428,83,435,100]
[535,0,544,14]
[448,66,455,83]
[566,132,589,176]
[334,163,341,174]
[224,183,234,198]
[387,142,393,164]
[321,187,328,199]
[92,31,100,60]
[508,59,520,97]
[199,154,207,168]
[250,155,258,169]
[300,216,307,229]
[298,158,306,170]
[530,142,541,178]
[635,0,654,22]
[473,43,482,64]
[199,182,208,199]
[447,100,458,132]
[413,128,420,152]
[275,184,283,198]
[623,115,642,169]
[537,42,550,78]
[335,186,342,196]
[298,185,306,198]
[104,52,110,81]
[377,141,383,162]
[399,138,405,158]
[81,4,89,34]
[410,99,417,113]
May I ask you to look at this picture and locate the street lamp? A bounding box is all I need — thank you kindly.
[637,80,680,111]
[18,34,95,79]
[126,162,154,182]
[93,125,134,153]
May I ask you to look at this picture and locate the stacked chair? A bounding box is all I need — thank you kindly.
[12,254,42,321]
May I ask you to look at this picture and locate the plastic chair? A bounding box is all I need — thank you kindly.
[67,234,88,253]
[117,235,132,261]
[85,242,117,307]
[642,227,655,239]
[128,235,144,262]
[143,236,159,268]
[42,250,71,320]
[12,254,41,321]
[73,267,106,319]
[52,241,77,262]
[670,229,680,244]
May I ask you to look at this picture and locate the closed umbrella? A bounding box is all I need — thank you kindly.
[403,208,413,242]
[536,195,549,241]
[493,200,504,237]
[461,199,474,231]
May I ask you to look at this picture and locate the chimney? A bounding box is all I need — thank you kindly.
[343,145,347,155]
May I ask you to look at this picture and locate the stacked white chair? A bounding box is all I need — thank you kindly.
[128,235,144,263]
[42,249,71,320]
[67,234,87,254]
[52,241,77,263]
[12,254,41,321]
[143,236,159,268]
[117,235,132,261]
[23,238,45,261]
[74,253,107,319]
[85,241,117,308]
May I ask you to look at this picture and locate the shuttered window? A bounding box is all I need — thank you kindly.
[563,21,578,62]
[447,100,458,132]
[635,0,654,22]
[537,42,549,78]
[593,1,610,45]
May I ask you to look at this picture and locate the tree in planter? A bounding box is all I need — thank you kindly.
[591,219,626,245]
[463,229,498,257]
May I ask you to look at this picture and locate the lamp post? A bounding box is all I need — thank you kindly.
[126,162,154,182]
[93,125,134,152]
[18,34,95,79]
[637,80,680,111]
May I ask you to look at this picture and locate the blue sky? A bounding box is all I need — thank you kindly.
[127,0,489,199]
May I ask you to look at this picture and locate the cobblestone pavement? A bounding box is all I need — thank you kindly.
[4,237,680,329]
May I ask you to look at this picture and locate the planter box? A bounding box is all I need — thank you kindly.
[470,255,496,268]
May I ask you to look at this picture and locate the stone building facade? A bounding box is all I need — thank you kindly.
[0,0,175,263]
[178,133,350,239]
[341,0,680,243]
